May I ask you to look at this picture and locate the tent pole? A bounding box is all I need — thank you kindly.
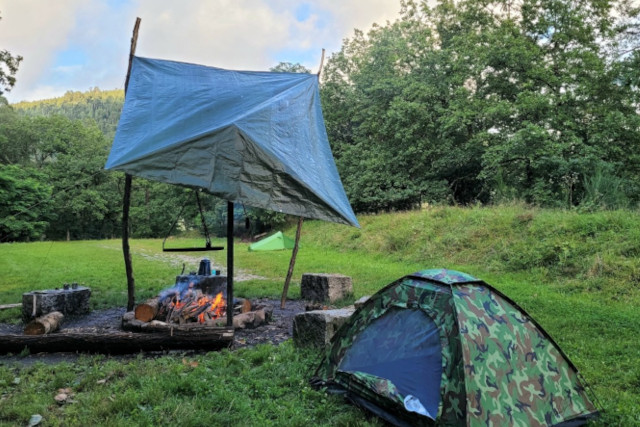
[226,201,234,327]
[122,17,141,311]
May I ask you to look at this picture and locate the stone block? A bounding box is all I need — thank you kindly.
[301,273,353,303]
[22,286,91,323]
[354,295,371,309]
[293,308,354,348]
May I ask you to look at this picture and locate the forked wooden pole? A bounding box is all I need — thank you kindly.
[317,48,326,79]
[281,216,304,309]
[122,17,141,311]
[280,49,325,309]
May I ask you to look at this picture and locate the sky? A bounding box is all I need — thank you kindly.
[0,0,402,104]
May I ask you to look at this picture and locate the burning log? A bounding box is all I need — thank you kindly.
[123,311,229,333]
[160,290,226,325]
[24,311,64,335]
[134,297,160,322]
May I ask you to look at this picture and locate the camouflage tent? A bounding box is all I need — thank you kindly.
[313,269,599,426]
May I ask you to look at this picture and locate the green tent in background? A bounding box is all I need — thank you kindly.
[248,231,296,252]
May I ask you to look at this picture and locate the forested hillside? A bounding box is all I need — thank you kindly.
[13,88,124,140]
[1,0,640,243]
[0,91,204,242]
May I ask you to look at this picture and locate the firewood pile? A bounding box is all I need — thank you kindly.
[156,284,227,325]
[123,276,272,332]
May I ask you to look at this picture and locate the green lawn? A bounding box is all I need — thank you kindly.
[1,205,639,425]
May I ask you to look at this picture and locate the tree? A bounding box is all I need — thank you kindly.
[320,0,640,210]
[270,62,311,74]
[0,111,122,240]
[36,116,118,240]
[0,13,22,95]
[0,164,52,241]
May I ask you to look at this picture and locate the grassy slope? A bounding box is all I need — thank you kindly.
[0,205,638,425]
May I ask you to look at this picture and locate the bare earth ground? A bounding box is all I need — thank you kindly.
[0,298,308,365]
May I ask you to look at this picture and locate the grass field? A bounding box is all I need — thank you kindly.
[0,205,639,425]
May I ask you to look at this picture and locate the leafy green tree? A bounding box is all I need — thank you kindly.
[270,62,311,74]
[0,13,22,95]
[0,110,121,240]
[0,164,52,241]
[321,0,640,210]
[36,117,118,240]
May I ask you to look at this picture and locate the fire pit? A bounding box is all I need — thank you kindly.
[122,271,272,340]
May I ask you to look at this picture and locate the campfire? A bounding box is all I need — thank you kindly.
[122,264,272,334]
[157,282,227,325]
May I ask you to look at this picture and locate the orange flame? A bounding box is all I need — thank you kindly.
[196,292,226,323]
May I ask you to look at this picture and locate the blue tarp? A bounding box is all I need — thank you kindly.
[105,56,359,227]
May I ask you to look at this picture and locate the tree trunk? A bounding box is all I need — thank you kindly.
[134,297,160,322]
[24,311,64,335]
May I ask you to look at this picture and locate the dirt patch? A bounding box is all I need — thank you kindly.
[0,299,307,364]
[99,245,266,282]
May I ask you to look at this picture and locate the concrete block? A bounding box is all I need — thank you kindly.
[22,286,91,323]
[354,295,371,309]
[301,273,353,303]
[293,308,354,348]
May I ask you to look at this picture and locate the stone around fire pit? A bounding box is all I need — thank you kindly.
[292,307,355,348]
[22,286,91,323]
[300,273,353,303]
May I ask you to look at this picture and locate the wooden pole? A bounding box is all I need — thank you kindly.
[317,48,326,79]
[280,49,324,309]
[281,216,303,309]
[122,17,141,311]
[226,201,234,327]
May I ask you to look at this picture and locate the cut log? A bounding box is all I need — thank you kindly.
[0,328,233,354]
[123,311,230,333]
[134,297,159,322]
[240,298,251,314]
[24,311,64,335]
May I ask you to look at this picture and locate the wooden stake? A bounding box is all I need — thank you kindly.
[122,17,141,311]
[281,216,303,309]
[317,48,326,79]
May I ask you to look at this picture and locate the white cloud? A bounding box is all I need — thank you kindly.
[0,0,402,103]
